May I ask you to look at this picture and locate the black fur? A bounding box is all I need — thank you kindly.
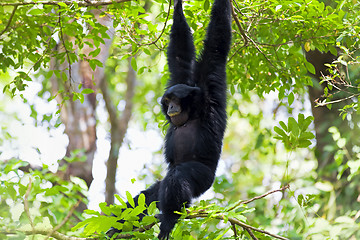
[109,0,231,239]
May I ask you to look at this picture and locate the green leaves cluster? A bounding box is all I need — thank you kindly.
[0,1,110,96]
[73,195,261,240]
[0,0,359,239]
[73,193,158,238]
[227,0,359,101]
[0,159,88,238]
[274,113,315,150]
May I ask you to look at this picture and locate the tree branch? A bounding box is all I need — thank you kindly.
[186,212,289,240]
[315,93,360,107]
[103,56,136,204]
[0,0,130,7]
[227,216,288,240]
[100,78,118,125]
[0,5,18,37]
[231,223,238,239]
[228,184,290,212]
[11,229,92,240]
[245,227,259,240]
[230,0,248,46]
[241,184,289,205]
[118,57,136,135]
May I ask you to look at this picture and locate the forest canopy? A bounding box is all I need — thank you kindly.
[0,0,359,239]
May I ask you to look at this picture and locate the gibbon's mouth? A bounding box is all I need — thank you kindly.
[168,111,180,117]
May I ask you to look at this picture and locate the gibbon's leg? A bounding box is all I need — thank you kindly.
[158,161,214,239]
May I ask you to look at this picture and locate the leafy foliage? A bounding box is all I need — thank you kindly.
[0,159,88,238]
[274,113,315,150]
[0,0,360,239]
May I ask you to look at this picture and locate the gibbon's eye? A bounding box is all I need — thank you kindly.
[162,97,170,105]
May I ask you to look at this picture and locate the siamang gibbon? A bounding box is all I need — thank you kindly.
[109,0,231,239]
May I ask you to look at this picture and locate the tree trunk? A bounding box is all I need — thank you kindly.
[306,49,351,180]
[306,49,338,178]
[51,8,114,189]
[103,57,136,204]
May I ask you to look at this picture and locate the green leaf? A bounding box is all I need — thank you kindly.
[230,84,235,95]
[274,126,286,137]
[143,48,151,55]
[81,88,95,94]
[126,191,135,208]
[115,194,128,208]
[305,61,316,75]
[299,132,315,140]
[61,72,67,82]
[72,93,78,102]
[57,2,68,8]
[132,205,146,216]
[131,57,137,71]
[148,201,157,215]
[288,92,294,106]
[329,45,338,56]
[142,215,157,225]
[279,121,288,132]
[79,93,84,103]
[89,59,103,71]
[301,116,314,131]
[28,9,43,16]
[138,193,145,207]
[72,219,88,231]
[99,202,112,216]
[288,117,300,136]
[298,139,312,148]
[204,0,210,11]
[89,48,101,57]
[290,15,304,21]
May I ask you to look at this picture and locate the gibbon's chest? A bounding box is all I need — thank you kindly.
[172,119,200,164]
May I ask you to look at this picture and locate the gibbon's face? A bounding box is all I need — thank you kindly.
[162,96,189,126]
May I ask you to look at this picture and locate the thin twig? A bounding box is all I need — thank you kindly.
[242,184,289,205]
[0,5,18,37]
[187,213,289,240]
[24,178,35,230]
[228,185,289,212]
[232,223,238,239]
[45,199,82,240]
[228,216,288,240]
[229,0,278,70]
[58,10,72,84]
[228,42,246,62]
[141,0,171,46]
[316,93,360,107]
[245,227,259,240]
[248,36,278,69]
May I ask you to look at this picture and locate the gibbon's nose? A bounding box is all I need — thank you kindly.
[168,102,181,117]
